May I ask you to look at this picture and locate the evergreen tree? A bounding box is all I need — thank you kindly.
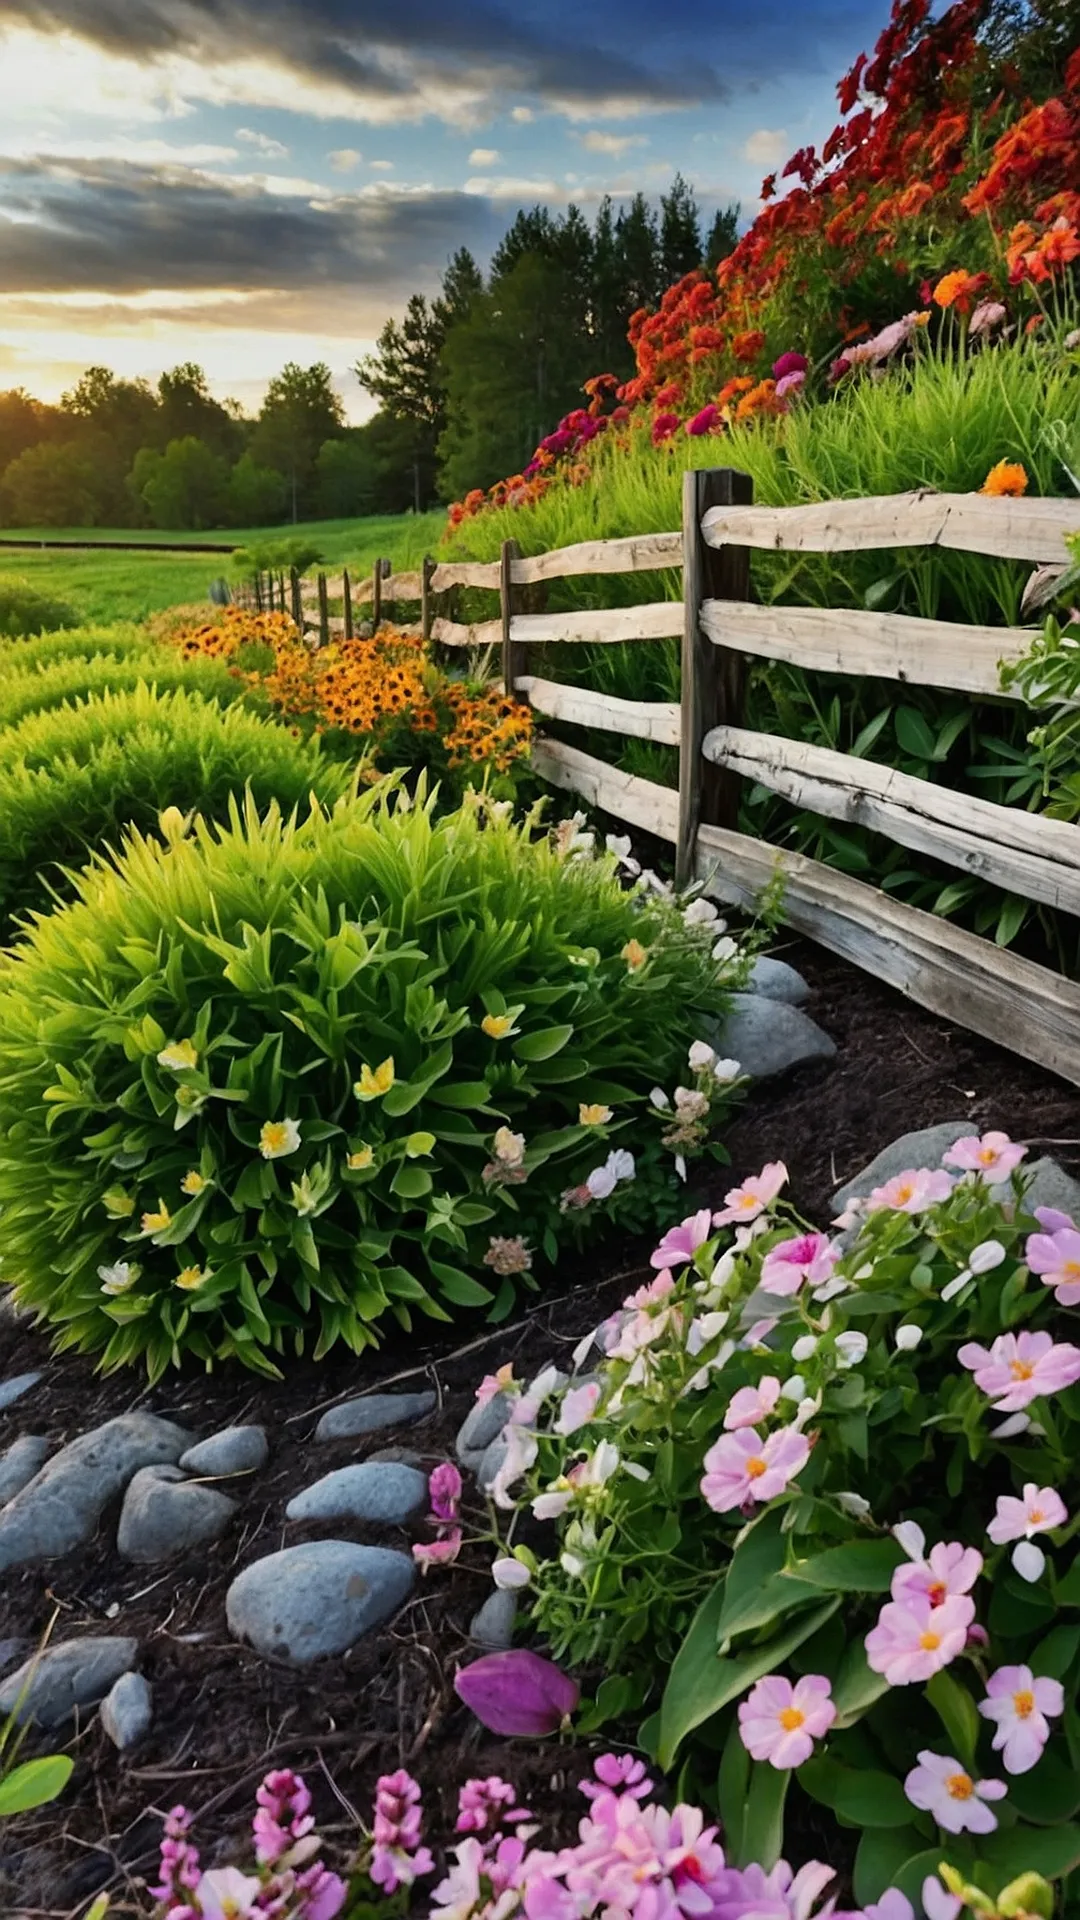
[356,248,483,507]
[660,173,703,283]
[250,362,344,522]
[705,203,741,271]
[616,193,662,316]
[589,196,631,372]
[490,207,558,278]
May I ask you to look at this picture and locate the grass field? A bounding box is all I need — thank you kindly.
[0,511,446,625]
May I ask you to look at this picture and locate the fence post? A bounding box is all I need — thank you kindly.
[676,466,753,890]
[343,568,354,641]
[290,567,302,628]
[317,571,330,648]
[420,555,435,647]
[500,539,526,699]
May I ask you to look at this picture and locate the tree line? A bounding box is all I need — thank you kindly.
[0,176,737,530]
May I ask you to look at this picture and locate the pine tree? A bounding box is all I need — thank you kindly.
[616,193,662,316]
[705,204,741,271]
[660,173,703,283]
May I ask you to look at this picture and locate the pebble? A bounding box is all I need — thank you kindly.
[0,1372,41,1414]
[832,1120,971,1213]
[455,1391,511,1467]
[745,957,811,1005]
[0,1637,30,1676]
[0,1636,138,1729]
[1020,1158,1080,1222]
[99,1671,153,1751]
[0,1413,192,1574]
[226,1541,415,1662]
[0,1436,51,1508]
[315,1389,436,1443]
[117,1465,238,1564]
[477,1435,509,1493]
[470,1589,518,1651]
[366,1446,424,1467]
[714,995,836,1081]
[286,1462,428,1527]
[179,1425,269,1477]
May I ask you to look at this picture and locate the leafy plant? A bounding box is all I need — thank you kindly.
[0,645,255,734]
[0,578,78,639]
[0,783,744,1379]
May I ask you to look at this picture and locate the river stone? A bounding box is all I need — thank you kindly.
[745,957,811,1005]
[831,1120,973,1214]
[713,995,836,1081]
[118,1464,238,1563]
[0,1436,51,1508]
[286,1462,427,1527]
[179,1425,268,1477]
[0,1413,192,1574]
[315,1389,436,1443]
[0,1636,138,1728]
[226,1541,415,1662]
[1021,1157,1080,1222]
[477,1434,509,1493]
[0,1638,30,1676]
[470,1589,517,1651]
[0,1371,41,1413]
[455,1391,511,1466]
[100,1671,153,1751]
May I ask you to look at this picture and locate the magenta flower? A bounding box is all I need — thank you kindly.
[944,1131,1027,1180]
[650,1207,713,1270]
[580,1753,655,1801]
[686,404,721,436]
[652,412,681,444]
[737,1674,836,1769]
[456,1775,530,1834]
[412,1527,462,1574]
[987,1482,1067,1581]
[701,1424,810,1513]
[866,1167,953,1213]
[370,1768,434,1893]
[713,1161,788,1227]
[864,1592,974,1685]
[958,1330,1080,1410]
[979,1665,1064,1774]
[775,369,807,401]
[428,1462,463,1523]
[772,351,809,380]
[723,1375,782,1431]
[1025,1225,1080,1306]
[759,1233,837,1298]
[891,1537,983,1609]
[903,1751,1005,1834]
[454,1650,579,1736]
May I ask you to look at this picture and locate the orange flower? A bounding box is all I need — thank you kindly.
[715,374,755,410]
[932,268,991,314]
[731,328,766,362]
[979,460,1028,498]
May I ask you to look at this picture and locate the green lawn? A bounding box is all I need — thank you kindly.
[0,511,447,625]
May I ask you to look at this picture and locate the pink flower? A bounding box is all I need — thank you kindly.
[650,1209,713,1270]
[775,369,807,400]
[903,1751,1006,1834]
[413,1527,462,1573]
[1034,1204,1075,1233]
[428,1462,463,1522]
[738,1674,836,1769]
[944,1131,1027,1180]
[476,1364,516,1407]
[759,1233,837,1298]
[652,411,681,444]
[866,1167,953,1213]
[192,1869,263,1919]
[714,1162,788,1227]
[969,300,1007,336]
[864,1592,975,1685]
[1026,1226,1080,1306]
[980,1665,1064,1774]
[556,1382,601,1435]
[701,1424,810,1513]
[723,1375,782,1430]
[580,1753,655,1801]
[987,1482,1067,1581]
[686,404,722,436]
[958,1330,1080,1410]
[772,351,809,380]
[456,1775,530,1834]
[891,1537,983,1609]
[454,1650,579,1736]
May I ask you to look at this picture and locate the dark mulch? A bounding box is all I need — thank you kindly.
[1,939,1077,1919]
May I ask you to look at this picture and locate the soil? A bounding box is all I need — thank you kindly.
[1,936,1077,1920]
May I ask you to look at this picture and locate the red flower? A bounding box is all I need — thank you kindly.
[651,412,681,444]
[732,328,766,361]
[760,172,777,200]
[838,52,868,115]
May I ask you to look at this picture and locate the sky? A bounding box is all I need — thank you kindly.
[0,0,895,423]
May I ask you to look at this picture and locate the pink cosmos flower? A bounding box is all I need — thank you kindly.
[987,1482,1067,1581]
[864,1592,975,1685]
[412,1527,462,1574]
[428,1462,463,1522]
[958,1330,1080,1410]
[650,1209,713,1270]
[723,1376,782,1430]
[737,1674,836,1769]
[943,1131,1027,1180]
[866,1167,953,1213]
[979,1665,1064,1774]
[891,1537,983,1609]
[701,1424,810,1513]
[1026,1226,1080,1307]
[759,1233,837,1298]
[713,1162,788,1227]
[903,1751,1006,1834]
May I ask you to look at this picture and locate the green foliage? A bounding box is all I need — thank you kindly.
[0,644,252,734]
[130,436,229,531]
[0,578,78,638]
[0,785,739,1379]
[0,683,353,933]
[1,440,104,527]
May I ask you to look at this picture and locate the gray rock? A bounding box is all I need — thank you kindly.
[315,1389,436,1444]
[1020,1157,1080,1222]
[286,1462,428,1527]
[470,1589,517,1650]
[0,1371,41,1413]
[831,1120,972,1214]
[117,1464,238,1564]
[99,1671,153,1751]
[0,1413,192,1574]
[367,1446,424,1467]
[745,957,811,1005]
[179,1425,268,1477]
[477,1435,509,1493]
[0,1636,138,1729]
[0,1638,30,1676]
[0,1436,51,1508]
[226,1541,415,1662]
[715,995,836,1082]
[455,1391,512,1466]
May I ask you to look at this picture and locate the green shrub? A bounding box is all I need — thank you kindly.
[0,646,254,733]
[0,684,354,934]
[0,785,742,1379]
[0,580,78,640]
[0,622,165,675]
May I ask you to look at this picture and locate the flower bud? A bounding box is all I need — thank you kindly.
[894,1323,923,1351]
[453,1650,579,1736]
[792,1335,818,1362]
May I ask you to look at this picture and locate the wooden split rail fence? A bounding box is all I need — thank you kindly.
[266,474,1080,1085]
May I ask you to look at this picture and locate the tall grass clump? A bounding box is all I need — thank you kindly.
[0,646,257,733]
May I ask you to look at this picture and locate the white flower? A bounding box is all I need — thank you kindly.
[812,1276,851,1303]
[649,1086,671,1110]
[674,1154,688,1181]
[606,833,639,876]
[556,1382,601,1435]
[561,1551,586,1578]
[623,1460,651,1482]
[688,1040,717,1073]
[837,1491,872,1518]
[779,1373,807,1402]
[98,1260,138,1297]
[993,1412,1032,1439]
[489,1427,538,1510]
[853,1262,874,1281]
[584,1440,620,1485]
[712,935,738,963]
[259,1118,301,1160]
[711,1057,742,1083]
[893,1520,927,1561]
[792,1334,818,1362]
[609,1149,635,1182]
[941,1270,972,1303]
[492,1126,526,1168]
[492,1557,531,1591]
[969,1239,1007,1273]
[895,1324,923,1351]
[794,1395,821,1429]
[571,1328,597,1371]
[1012,1540,1047,1583]
[586,1149,635,1199]
[533,1487,573,1520]
[834,1331,868,1369]
[684,898,720,927]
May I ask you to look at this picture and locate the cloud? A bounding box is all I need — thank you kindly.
[236,126,290,158]
[510,106,534,123]
[742,127,788,167]
[463,174,563,200]
[329,146,362,171]
[468,147,500,166]
[369,158,394,171]
[578,130,648,156]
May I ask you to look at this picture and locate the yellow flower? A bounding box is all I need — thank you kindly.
[622,939,648,972]
[141,1201,172,1233]
[347,1145,375,1170]
[260,1118,302,1160]
[102,1187,136,1219]
[175,1265,209,1291]
[181,1170,209,1196]
[157,1038,199,1072]
[579,1103,613,1126]
[354,1057,395,1101]
[482,1014,515,1039]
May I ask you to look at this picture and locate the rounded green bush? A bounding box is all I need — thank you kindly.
[0,580,78,639]
[0,647,253,733]
[0,683,354,935]
[0,786,734,1378]
[0,622,169,675]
